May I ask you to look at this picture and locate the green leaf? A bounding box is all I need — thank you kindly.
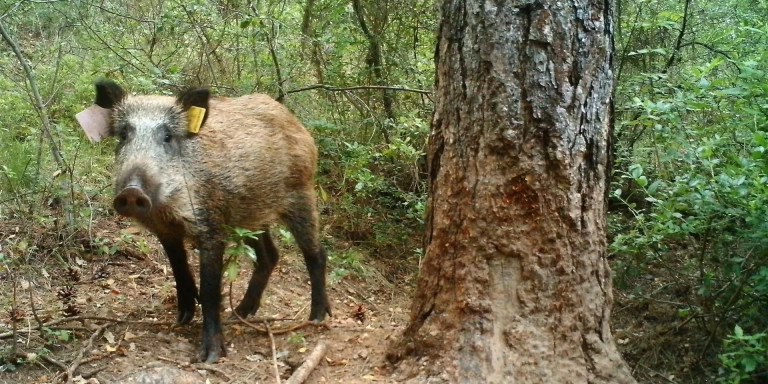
[637,175,648,187]
[735,325,744,338]
[647,180,662,195]
[743,356,757,373]
[244,244,257,263]
[224,259,240,282]
[719,87,747,96]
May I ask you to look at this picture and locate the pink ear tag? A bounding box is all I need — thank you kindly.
[75,105,111,142]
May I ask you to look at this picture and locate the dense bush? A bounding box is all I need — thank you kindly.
[0,0,435,263]
[610,0,768,380]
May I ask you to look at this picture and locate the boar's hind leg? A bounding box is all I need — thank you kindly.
[159,235,197,325]
[234,229,280,318]
[282,192,332,322]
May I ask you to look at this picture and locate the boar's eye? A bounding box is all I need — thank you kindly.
[163,133,172,143]
[115,123,132,143]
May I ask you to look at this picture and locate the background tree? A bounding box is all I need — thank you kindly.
[387,0,635,382]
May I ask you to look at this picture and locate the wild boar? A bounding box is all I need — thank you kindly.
[76,80,331,363]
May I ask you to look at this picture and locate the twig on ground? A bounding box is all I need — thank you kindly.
[79,352,113,366]
[195,363,233,382]
[61,323,110,383]
[265,321,282,384]
[80,366,107,379]
[11,278,18,355]
[224,316,294,323]
[637,363,677,384]
[41,354,68,371]
[0,315,177,339]
[227,282,328,335]
[156,355,182,365]
[0,326,90,340]
[15,351,68,372]
[158,355,233,382]
[285,342,327,384]
[236,317,328,335]
[28,288,45,338]
[292,303,309,320]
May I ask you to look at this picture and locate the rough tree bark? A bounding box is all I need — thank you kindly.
[387,0,635,383]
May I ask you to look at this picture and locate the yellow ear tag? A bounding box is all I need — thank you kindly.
[187,106,206,134]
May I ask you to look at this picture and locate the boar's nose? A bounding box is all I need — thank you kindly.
[114,187,152,218]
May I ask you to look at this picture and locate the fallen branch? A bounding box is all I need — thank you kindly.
[40,354,68,371]
[0,315,173,340]
[265,321,282,384]
[28,288,46,339]
[0,326,90,339]
[228,282,329,335]
[157,355,234,382]
[195,363,233,382]
[80,366,107,379]
[15,351,68,372]
[62,323,110,383]
[285,342,327,384]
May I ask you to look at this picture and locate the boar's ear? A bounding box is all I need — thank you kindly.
[94,79,126,109]
[75,79,124,143]
[177,88,210,130]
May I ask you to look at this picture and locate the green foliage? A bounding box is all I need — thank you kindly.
[0,0,433,264]
[311,116,428,254]
[611,0,768,378]
[223,227,262,282]
[42,328,72,344]
[328,249,368,282]
[719,326,768,383]
[287,332,306,346]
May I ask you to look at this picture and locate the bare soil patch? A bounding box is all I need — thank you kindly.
[0,218,414,383]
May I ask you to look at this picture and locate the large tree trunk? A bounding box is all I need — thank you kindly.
[387,0,635,383]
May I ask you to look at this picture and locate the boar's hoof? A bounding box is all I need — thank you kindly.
[114,187,152,218]
[198,333,226,363]
[309,301,332,322]
[233,301,259,319]
[177,306,195,325]
[177,291,197,325]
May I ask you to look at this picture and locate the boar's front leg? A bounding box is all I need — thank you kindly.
[158,234,198,325]
[198,237,226,363]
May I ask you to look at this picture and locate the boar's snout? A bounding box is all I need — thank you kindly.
[114,186,152,218]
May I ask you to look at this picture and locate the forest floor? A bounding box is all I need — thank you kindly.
[0,217,414,383]
[0,216,719,383]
